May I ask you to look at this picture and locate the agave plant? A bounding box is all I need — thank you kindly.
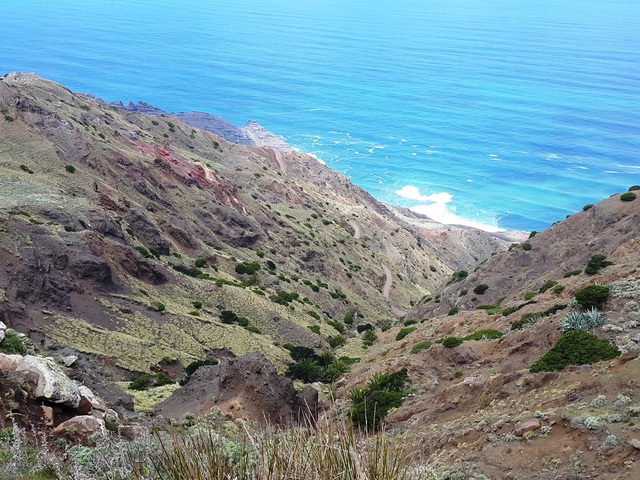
[560,308,605,332]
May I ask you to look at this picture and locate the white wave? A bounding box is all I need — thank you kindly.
[605,170,622,174]
[395,185,503,232]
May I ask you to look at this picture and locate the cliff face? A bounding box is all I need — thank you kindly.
[0,72,507,373]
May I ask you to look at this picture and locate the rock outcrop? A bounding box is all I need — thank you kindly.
[155,352,318,425]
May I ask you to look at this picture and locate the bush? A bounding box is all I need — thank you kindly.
[441,337,463,348]
[135,246,153,258]
[362,330,377,347]
[530,330,620,372]
[349,369,409,430]
[129,372,174,390]
[447,307,459,316]
[629,185,640,191]
[356,323,373,333]
[462,329,503,341]
[192,300,202,309]
[19,164,34,174]
[620,192,637,202]
[245,325,262,334]
[0,330,28,355]
[269,291,299,306]
[584,254,613,275]
[552,284,565,294]
[448,270,468,284]
[150,301,166,312]
[539,280,558,293]
[522,243,532,251]
[235,262,260,275]
[473,284,489,295]
[410,341,432,354]
[564,269,582,278]
[308,325,321,334]
[65,165,76,173]
[395,327,416,341]
[524,291,537,300]
[583,204,594,211]
[575,284,610,309]
[194,258,207,268]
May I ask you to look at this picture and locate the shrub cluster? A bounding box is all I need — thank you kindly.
[349,369,410,431]
[235,262,260,275]
[473,284,489,294]
[560,308,605,332]
[284,346,352,384]
[269,291,299,306]
[0,330,28,355]
[179,359,219,385]
[584,254,613,275]
[395,327,416,341]
[575,284,610,309]
[129,372,175,390]
[448,270,468,284]
[530,330,620,372]
[410,341,432,354]
[621,192,637,202]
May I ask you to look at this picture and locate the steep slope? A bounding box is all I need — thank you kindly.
[0,72,508,376]
[334,190,640,478]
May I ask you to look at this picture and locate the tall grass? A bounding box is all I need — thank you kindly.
[132,416,411,480]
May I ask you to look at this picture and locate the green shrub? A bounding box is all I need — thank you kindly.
[584,254,613,275]
[356,323,373,333]
[395,327,417,341]
[308,325,321,334]
[621,192,637,202]
[530,330,620,372]
[473,284,489,295]
[135,246,153,258]
[129,374,153,390]
[583,204,594,211]
[245,325,262,334]
[524,291,537,300]
[462,329,503,341]
[575,284,610,309]
[269,291,299,306]
[19,164,33,174]
[410,341,432,354]
[629,185,640,191]
[235,261,260,275]
[447,307,459,316]
[150,301,166,312]
[326,319,345,334]
[430,265,437,272]
[192,300,202,309]
[539,280,558,293]
[349,369,409,430]
[448,270,468,284]
[0,330,28,355]
[362,330,377,347]
[564,269,582,278]
[552,284,565,294]
[476,304,502,315]
[522,243,532,251]
[441,337,463,348]
[65,165,76,173]
[194,258,207,268]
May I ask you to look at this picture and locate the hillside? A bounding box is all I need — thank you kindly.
[2,72,640,479]
[0,72,512,373]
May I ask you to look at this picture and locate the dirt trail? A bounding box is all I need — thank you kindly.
[348,220,361,240]
[271,148,287,174]
[382,264,408,317]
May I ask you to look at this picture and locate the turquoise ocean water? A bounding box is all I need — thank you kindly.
[2,0,639,232]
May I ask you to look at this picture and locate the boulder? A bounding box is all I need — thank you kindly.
[15,355,82,408]
[53,415,107,441]
[629,438,640,450]
[0,320,6,343]
[155,352,317,425]
[514,418,541,437]
[0,353,22,372]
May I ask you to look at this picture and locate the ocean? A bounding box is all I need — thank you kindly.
[2,0,639,232]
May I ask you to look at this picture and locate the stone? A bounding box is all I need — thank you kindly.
[60,355,78,367]
[15,355,81,408]
[514,418,541,437]
[0,353,23,372]
[41,405,54,427]
[629,438,640,450]
[0,320,6,343]
[53,415,107,440]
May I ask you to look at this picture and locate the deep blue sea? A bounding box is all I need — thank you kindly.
[2,0,639,232]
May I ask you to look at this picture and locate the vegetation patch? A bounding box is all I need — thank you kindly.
[395,327,417,341]
[620,192,637,202]
[462,329,503,341]
[129,372,175,391]
[575,284,610,309]
[0,330,28,355]
[584,254,613,275]
[349,368,410,430]
[285,347,351,384]
[410,341,432,354]
[447,270,468,284]
[530,330,620,372]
